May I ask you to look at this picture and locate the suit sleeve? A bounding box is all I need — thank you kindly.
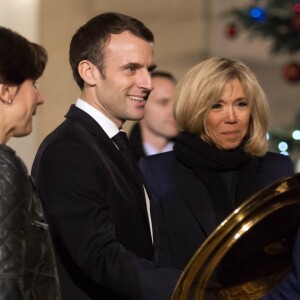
[34,139,180,300]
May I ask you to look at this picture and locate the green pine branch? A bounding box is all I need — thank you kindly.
[225,1,300,54]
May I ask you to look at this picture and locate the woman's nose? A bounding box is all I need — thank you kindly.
[225,106,237,123]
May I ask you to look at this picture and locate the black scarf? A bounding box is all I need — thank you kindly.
[174,131,260,225]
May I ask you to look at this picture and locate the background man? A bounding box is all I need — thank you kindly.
[129,71,178,160]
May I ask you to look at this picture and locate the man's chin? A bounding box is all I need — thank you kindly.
[129,112,145,121]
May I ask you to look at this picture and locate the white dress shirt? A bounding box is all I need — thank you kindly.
[144,141,174,156]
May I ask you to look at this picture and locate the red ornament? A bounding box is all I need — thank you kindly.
[282,62,300,82]
[293,13,300,31]
[224,24,238,38]
[293,3,300,13]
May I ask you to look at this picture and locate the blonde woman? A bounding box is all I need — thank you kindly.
[139,57,294,270]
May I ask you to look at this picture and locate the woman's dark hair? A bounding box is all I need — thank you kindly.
[69,12,154,89]
[0,27,47,85]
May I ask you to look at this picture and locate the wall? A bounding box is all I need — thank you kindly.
[1,0,41,169]
[38,0,207,138]
[2,0,300,169]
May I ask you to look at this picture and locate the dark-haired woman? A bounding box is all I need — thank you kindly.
[0,27,61,299]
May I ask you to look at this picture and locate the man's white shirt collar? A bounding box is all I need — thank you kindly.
[144,141,174,156]
[75,98,119,138]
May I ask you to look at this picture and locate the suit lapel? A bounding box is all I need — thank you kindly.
[176,163,217,236]
[65,105,149,218]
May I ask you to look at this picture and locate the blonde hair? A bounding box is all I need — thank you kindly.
[174,57,269,156]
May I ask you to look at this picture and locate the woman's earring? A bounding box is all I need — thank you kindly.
[0,98,12,105]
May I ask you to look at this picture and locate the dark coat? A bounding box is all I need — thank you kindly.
[0,144,61,300]
[31,105,180,300]
[139,150,295,270]
[262,226,300,300]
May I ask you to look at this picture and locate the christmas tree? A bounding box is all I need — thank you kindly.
[225,1,300,160]
[225,0,300,55]
[225,0,300,82]
[268,112,300,155]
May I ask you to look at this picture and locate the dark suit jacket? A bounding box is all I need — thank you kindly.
[32,105,180,300]
[139,151,294,270]
[128,122,146,161]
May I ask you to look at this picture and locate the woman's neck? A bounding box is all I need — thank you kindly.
[0,122,9,144]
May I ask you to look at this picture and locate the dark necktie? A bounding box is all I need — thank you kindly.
[112,131,141,176]
[113,132,153,234]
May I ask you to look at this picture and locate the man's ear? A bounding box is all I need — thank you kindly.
[0,83,17,103]
[78,60,99,86]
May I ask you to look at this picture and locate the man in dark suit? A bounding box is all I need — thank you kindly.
[32,12,180,300]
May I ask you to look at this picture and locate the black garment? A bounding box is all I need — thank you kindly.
[113,131,147,188]
[113,131,141,174]
[174,132,260,224]
[32,105,180,300]
[262,226,300,300]
[128,123,146,161]
[0,144,61,300]
[139,131,295,269]
[113,131,132,150]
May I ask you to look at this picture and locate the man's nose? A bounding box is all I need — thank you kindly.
[138,70,153,92]
[36,89,44,105]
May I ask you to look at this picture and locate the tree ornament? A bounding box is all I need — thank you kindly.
[249,6,266,22]
[293,12,300,31]
[225,0,300,55]
[224,23,238,38]
[293,3,300,13]
[282,62,300,82]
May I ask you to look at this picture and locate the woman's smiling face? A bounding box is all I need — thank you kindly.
[205,78,251,150]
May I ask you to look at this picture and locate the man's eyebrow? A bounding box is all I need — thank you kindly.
[149,64,157,72]
[121,63,157,72]
[121,63,142,70]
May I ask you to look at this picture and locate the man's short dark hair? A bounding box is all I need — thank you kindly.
[151,71,176,83]
[70,12,154,89]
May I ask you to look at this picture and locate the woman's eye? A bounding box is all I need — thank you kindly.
[237,100,249,107]
[211,103,222,109]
